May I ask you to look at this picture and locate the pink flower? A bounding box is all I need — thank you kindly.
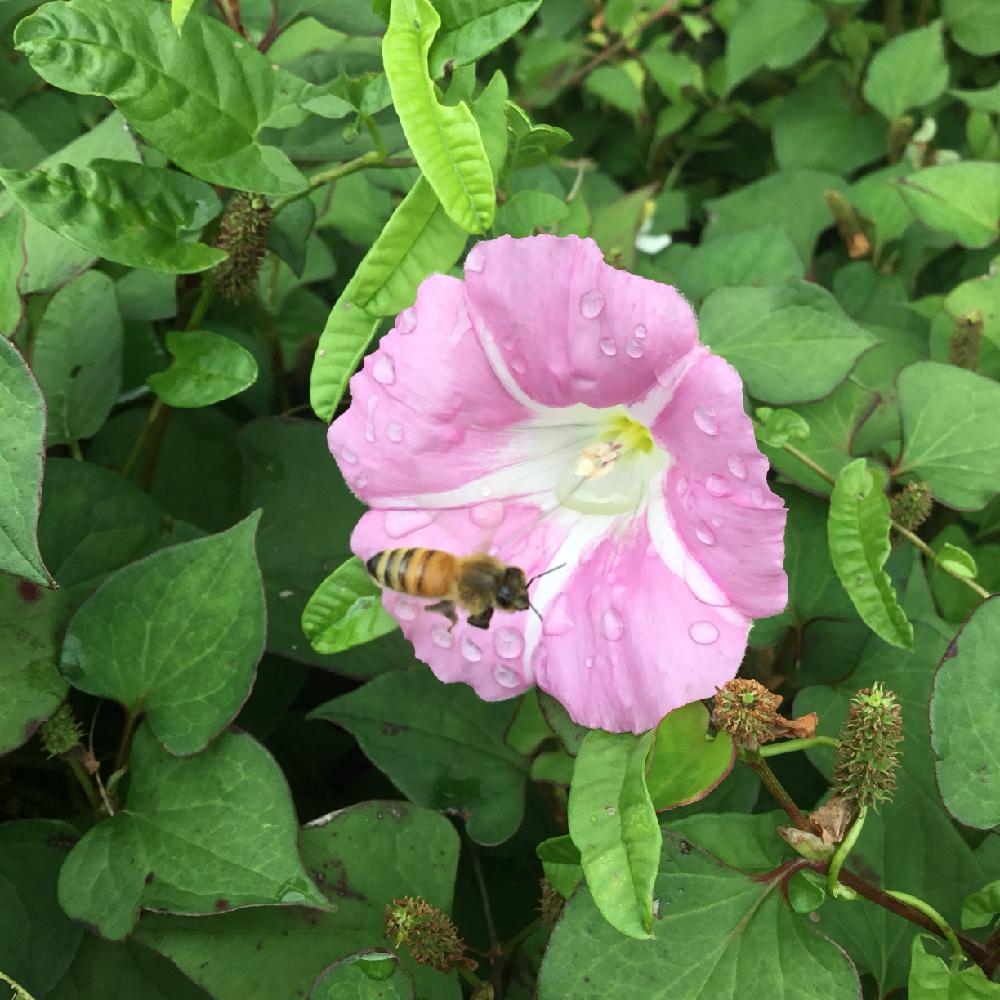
[328,235,787,733]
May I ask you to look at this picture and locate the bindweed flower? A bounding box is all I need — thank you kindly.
[328,235,787,732]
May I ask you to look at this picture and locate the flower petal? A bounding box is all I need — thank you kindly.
[650,351,788,618]
[328,274,531,504]
[531,513,751,733]
[464,235,698,409]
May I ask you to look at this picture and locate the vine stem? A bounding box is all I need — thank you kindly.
[113,709,140,773]
[759,735,839,758]
[826,805,866,898]
[0,970,37,1000]
[738,749,818,833]
[271,150,385,214]
[887,890,964,969]
[778,440,992,600]
[66,756,101,811]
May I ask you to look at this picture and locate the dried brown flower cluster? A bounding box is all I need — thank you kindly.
[385,896,475,973]
[211,192,272,303]
[711,679,817,750]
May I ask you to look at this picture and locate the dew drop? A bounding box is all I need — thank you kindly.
[599,337,618,357]
[543,593,575,636]
[633,323,647,341]
[364,395,378,443]
[432,625,454,649]
[372,353,396,386]
[470,500,505,529]
[605,805,617,817]
[694,522,716,546]
[584,655,596,669]
[386,421,405,443]
[397,307,417,334]
[384,509,434,538]
[355,471,369,489]
[493,663,521,688]
[676,476,689,495]
[340,446,358,465]
[706,474,732,498]
[600,608,625,641]
[461,637,482,662]
[509,354,528,374]
[689,620,720,645]
[727,455,748,481]
[465,245,485,272]
[495,627,524,659]
[579,289,605,319]
[693,407,718,436]
[395,598,418,621]
[625,336,645,358]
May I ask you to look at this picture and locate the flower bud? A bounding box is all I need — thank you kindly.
[824,190,870,259]
[890,481,933,530]
[385,896,475,973]
[833,684,902,810]
[211,192,272,303]
[40,703,82,757]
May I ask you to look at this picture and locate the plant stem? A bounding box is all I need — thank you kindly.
[0,970,37,1000]
[468,840,500,957]
[502,916,544,958]
[456,965,486,991]
[187,277,215,330]
[780,441,835,485]
[66,756,101,812]
[271,150,385,214]
[887,890,964,968]
[121,399,163,480]
[759,735,839,758]
[69,439,83,461]
[826,805,866,898]
[739,749,817,833]
[113,709,140,773]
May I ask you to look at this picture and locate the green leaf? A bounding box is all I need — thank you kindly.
[896,163,1000,249]
[302,556,398,655]
[828,459,913,650]
[645,702,735,811]
[724,0,827,92]
[567,730,659,940]
[0,208,25,335]
[136,802,461,1000]
[58,724,328,941]
[170,0,196,30]
[863,21,948,120]
[962,880,1000,930]
[0,820,82,997]
[938,543,978,578]
[0,577,71,756]
[60,512,265,755]
[428,0,542,77]
[536,835,583,898]
[943,0,1000,56]
[148,330,258,408]
[898,361,1000,510]
[930,597,1000,829]
[908,934,1000,999]
[31,269,123,446]
[494,189,569,237]
[311,954,415,1000]
[671,224,804,305]
[585,65,643,119]
[382,0,495,233]
[267,199,314,278]
[0,161,225,273]
[952,83,1000,113]
[0,336,50,584]
[538,815,861,999]
[15,0,306,194]
[311,667,529,845]
[504,103,572,173]
[754,406,810,448]
[699,279,877,404]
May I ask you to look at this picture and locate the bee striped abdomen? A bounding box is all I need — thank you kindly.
[366,548,454,598]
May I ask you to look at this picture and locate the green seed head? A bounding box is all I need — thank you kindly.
[212,193,272,303]
[833,683,903,810]
[385,896,474,973]
[889,481,933,531]
[40,702,82,757]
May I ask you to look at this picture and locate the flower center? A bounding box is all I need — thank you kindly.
[555,409,665,516]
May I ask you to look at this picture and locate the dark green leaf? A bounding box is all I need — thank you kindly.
[60,512,265,755]
[0,207,25,335]
[943,0,1000,56]
[536,834,582,898]
[267,198,315,279]
[148,330,258,408]
[863,21,948,120]
[428,0,542,77]
[908,934,1000,999]
[311,667,529,844]
[494,189,569,237]
[962,880,1000,930]
[311,954,415,1000]
[58,724,328,941]
[568,730,658,939]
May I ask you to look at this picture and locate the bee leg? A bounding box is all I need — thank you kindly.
[426,600,459,630]
[466,608,494,630]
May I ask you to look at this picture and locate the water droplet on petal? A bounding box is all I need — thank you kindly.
[386,421,405,443]
[384,509,434,538]
[340,446,358,465]
[543,593,575,636]
[465,245,485,272]
[750,487,764,508]
[633,323,647,340]
[600,608,625,641]
[625,336,645,358]
[579,289,605,319]
[689,620,719,645]
[372,353,396,386]
[676,476,689,495]
[461,637,482,662]
[395,598,418,621]
[493,662,521,688]
[693,407,718,436]
[495,627,524,659]
[509,354,528,374]
[706,474,732,498]
[694,522,716,546]
[727,455,748,481]
[470,500,505,529]
[365,395,378,442]
[432,625,453,648]
[354,471,369,489]
[584,655,596,669]
[599,337,618,357]
[396,307,417,334]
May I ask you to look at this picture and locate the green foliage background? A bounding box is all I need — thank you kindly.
[1,0,1000,997]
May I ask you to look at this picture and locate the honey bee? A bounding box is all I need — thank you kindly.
[366,548,560,630]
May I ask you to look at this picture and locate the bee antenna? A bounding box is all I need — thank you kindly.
[529,601,543,623]
[527,563,566,587]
